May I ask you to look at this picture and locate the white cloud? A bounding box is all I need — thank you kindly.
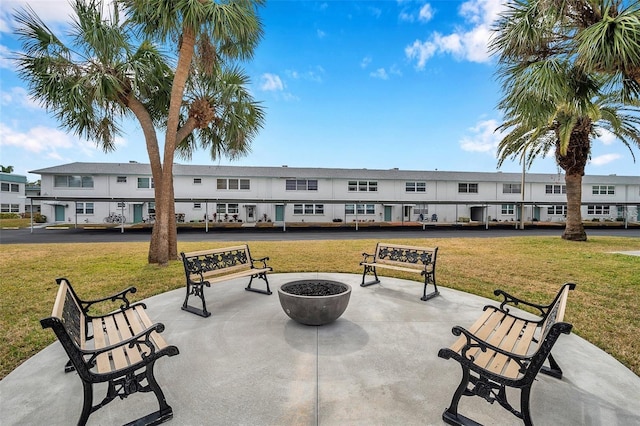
[405,40,437,69]
[0,44,13,69]
[405,0,505,68]
[370,68,388,80]
[590,153,621,166]
[596,129,617,145]
[0,123,74,153]
[459,119,502,154]
[360,56,372,68]
[399,2,434,23]
[259,73,284,92]
[1,86,41,109]
[317,29,326,39]
[419,4,434,22]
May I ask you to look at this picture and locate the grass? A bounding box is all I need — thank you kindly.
[1,236,639,379]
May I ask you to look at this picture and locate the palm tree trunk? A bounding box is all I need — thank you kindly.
[562,172,587,241]
[148,26,196,265]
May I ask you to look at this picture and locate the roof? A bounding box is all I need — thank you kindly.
[29,161,639,184]
[0,173,27,183]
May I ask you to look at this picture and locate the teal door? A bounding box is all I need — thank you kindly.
[133,204,143,223]
[384,206,392,221]
[275,205,284,221]
[55,205,65,222]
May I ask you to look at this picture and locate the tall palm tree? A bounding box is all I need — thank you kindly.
[14,0,265,264]
[491,0,640,240]
[117,0,265,264]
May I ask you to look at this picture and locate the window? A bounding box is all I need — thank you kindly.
[148,202,156,214]
[545,184,566,194]
[502,183,521,194]
[501,204,515,215]
[458,183,478,193]
[137,177,154,189]
[116,176,127,183]
[1,204,20,213]
[193,203,202,209]
[216,203,239,214]
[345,204,375,215]
[285,179,318,191]
[1,183,20,192]
[348,181,377,192]
[587,205,610,215]
[54,175,94,188]
[193,178,202,184]
[406,182,426,192]
[293,204,324,214]
[76,202,94,214]
[547,205,567,215]
[217,178,250,190]
[592,185,615,195]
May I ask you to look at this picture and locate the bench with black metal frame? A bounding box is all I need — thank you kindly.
[180,244,273,318]
[438,282,576,426]
[41,278,179,426]
[360,242,439,301]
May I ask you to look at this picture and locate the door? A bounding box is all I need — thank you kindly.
[403,205,412,221]
[246,206,255,223]
[54,205,65,222]
[275,205,284,222]
[533,207,541,221]
[384,206,392,221]
[133,204,143,223]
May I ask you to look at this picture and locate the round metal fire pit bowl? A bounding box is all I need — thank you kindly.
[278,280,352,326]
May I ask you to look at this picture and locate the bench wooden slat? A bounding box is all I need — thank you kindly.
[91,317,112,374]
[202,267,271,284]
[135,305,168,350]
[182,245,248,258]
[103,315,129,372]
[501,321,538,378]
[360,262,425,273]
[117,310,144,366]
[472,315,518,370]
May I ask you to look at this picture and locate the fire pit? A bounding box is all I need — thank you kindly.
[278,280,352,326]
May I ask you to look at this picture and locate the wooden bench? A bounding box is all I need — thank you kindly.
[437,282,576,426]
[41,278,179,426]
[360,243,439,301]
[180,244,273,317]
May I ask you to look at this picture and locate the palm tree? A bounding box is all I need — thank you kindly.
[1,165,14,173]
[14,0,265,264]
[491,0,640,241]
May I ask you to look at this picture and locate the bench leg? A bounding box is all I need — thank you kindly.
[79,381,93,426]
[360,265,380,287]
[540,353,563,379]
[520,386,533,426]
[135,361,174,426]
[245,273,272,295]
[182,282,211,318]
[442,364,479,426]
[420,271,439,301]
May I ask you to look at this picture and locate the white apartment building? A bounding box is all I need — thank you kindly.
[1,172,27,215]
[29,162,640,225]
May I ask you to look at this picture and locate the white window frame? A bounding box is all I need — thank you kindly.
[406,182,426,192]
[458,183,478,193]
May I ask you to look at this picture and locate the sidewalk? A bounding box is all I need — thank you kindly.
[2,273,639,425]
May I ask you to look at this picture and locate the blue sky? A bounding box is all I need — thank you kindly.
[0,0,638,181]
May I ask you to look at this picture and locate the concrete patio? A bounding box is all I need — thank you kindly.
[1,273,639,425]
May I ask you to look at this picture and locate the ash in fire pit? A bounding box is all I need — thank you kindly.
[278,280,351,326]
[281,280,348,296]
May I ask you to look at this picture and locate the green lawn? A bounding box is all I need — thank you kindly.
[1,236,639,379]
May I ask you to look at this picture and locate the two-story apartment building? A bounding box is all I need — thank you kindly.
[29,162,640,225]
[0,172,27,215]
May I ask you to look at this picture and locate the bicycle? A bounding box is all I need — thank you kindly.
[104,212,126,224]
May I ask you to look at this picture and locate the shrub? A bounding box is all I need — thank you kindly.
[0,213,20,219]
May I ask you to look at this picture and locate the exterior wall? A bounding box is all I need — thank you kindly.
[30,163,640,225]
[0,173,27,215]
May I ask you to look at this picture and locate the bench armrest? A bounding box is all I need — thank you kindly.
[83,322,167,364]
[55,278,139,316]
[361,252,375,262]
[442,326,531,367]
[493,289,547,316]
[252,256,270,268]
